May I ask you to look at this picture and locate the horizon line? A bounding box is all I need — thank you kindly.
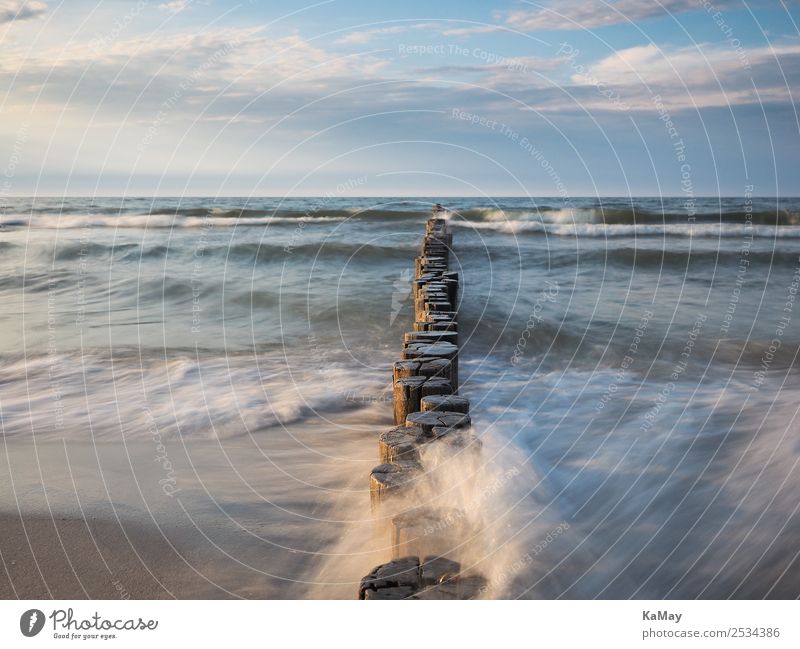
[4,194,797,199]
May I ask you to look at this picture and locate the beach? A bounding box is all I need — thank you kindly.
[1,512,206,599]
[0,433,388,599]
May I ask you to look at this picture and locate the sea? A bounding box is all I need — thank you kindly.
[1,195,799,598]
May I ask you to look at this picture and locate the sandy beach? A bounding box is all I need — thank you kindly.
[0,512,217,599]
[0,431,387,600]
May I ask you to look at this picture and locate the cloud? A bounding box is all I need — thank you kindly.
[402,38,800,115]
[414,55,566,82]
[0,0,46,23]
[335,25,408,45]
[0,25,391,125]
[334,22,444,45]
[569,41,800,109]
[158,0,193,13]
[2,8,796,158]
[2,26,371,80]
[504,0,741,31]
[440,25,505,37]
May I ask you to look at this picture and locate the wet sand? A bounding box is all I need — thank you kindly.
[0,513,222,599]
[0,424,387,599]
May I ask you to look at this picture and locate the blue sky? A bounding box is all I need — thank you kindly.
[1,0,798,195]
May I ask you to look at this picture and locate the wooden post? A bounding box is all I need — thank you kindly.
[402,341,459,390]
[405,411,471,437]
[393,375,426,425]
[421,394,470,414]
[419,357,451,376]
[369,461,423,511]
[404,331,458,345]
[421,377,453,398]
[391,508,467,560]
[393,359,421,382]
[378,426,424,464]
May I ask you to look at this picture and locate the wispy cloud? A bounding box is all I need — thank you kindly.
[404,38,800,114]
[335,25,408,45]
[0,25,390,123]
[570,41,800,109]
[334,22,445,45]
[0,0,46,23]
[504,0,740,31]
[6,17,795,124]
[337,20,552,48]
[440,24,505,37]
[158,0,197,14]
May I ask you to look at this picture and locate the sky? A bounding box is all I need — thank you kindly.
[0,0,798,196]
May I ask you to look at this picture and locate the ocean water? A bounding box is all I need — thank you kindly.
[1,195,799,598]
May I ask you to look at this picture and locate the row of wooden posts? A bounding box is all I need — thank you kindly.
[358,207,487,599]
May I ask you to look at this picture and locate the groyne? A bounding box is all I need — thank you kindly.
[359,206,487,600]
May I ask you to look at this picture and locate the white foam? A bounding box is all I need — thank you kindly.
[1,214,347,230]
[0,352,388,441]
[452,220,800,238]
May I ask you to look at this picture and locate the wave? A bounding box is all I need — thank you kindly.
[1,213,351,230]
[0,269,77,292]
[0,351,389,441]
[150,206,427,221]
[452,220,800,238]
[564,247,800,269]
[225,240,417,263]
[4,199,799,229]
[461,311,800,375]
[52,241,139,261]
[448,241,800,269]
[21,240,420,266]
[454,206,800,226]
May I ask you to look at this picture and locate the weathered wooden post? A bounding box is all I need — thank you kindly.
[369,460,423,510]
[393,375,426,425]
[378,426,424,463]
[421,394,470,414]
